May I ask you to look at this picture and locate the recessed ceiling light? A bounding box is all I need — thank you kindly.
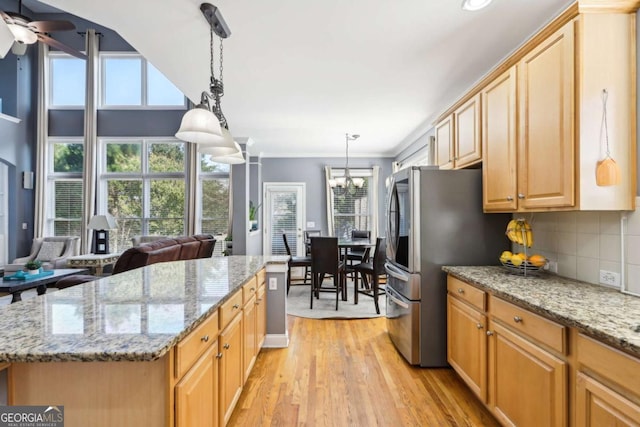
[461,0,493,11]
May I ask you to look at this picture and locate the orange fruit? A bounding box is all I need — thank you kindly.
[528,254,546,267]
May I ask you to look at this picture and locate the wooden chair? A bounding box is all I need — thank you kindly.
[352,237,387,314]
[283,233,312,294]
[309,237,345,310]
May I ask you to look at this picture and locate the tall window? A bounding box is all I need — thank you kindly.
[199,155,230,256]
[100,54,186,108]
[46,139,84,236]
[329,169,374,238]
[49,53,86,107]
[99,139,186,252]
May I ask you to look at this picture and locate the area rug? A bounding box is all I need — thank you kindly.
[287,280,386,319]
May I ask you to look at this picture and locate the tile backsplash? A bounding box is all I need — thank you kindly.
[512,197,640,294]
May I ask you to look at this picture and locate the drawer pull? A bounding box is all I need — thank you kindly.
[506,195,514,201]
[233,304,240,309]
[513,316,523,323]
[486,331,494,336]
[201,335,209,343]
[224,343,230,349]
[216,353,223,359]
[476,323,483,329]
[457,288,464,294]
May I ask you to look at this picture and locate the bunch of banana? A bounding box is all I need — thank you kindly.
[505,218,534,247]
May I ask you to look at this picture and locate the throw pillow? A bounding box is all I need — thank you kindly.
[36,241,65,262]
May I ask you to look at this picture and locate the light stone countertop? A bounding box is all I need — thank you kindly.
[442,266,640,357]
[0,256,288,363]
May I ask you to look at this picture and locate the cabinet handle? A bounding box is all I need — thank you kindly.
[251,287,255,292]
[457,288,464,294]
[518,193,525,199]
[201,335,209,343]
[454,157,459,160]
[476,323,483,329]
[256,298,262,304]
[216,353,223,359]
[513,316,523,323]
[224,343,230,349]
[486,331,494,336]
[506,196,514,201]
[233,304,240,309]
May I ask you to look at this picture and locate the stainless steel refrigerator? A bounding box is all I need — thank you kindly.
[384,167,510,367]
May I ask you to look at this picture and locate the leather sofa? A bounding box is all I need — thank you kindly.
[55,234,216,289]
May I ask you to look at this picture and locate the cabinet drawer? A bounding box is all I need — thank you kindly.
[256,268,266,287]
[175,310,219,379]
[219,290,243,331]
[490,296,565,354]
[243,277,258,306]
[447,276,486,311]
[577,334,640,398]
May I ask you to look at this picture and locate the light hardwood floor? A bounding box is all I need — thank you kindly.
[229,315,499,426]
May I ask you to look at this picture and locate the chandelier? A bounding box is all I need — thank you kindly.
[175,3,244,164]
[329,133,365,196]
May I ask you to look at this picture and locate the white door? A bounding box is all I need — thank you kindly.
[263,183,305,256]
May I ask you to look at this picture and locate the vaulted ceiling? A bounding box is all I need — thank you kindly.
[32,0,573,157]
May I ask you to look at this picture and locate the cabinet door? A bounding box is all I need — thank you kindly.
[487,321,567,427]
[518,21,575,209]
[447,295,487,402]
[454,93,482,169]
[482,67,518,211]
[219,313,243,426]
[256,285,266,349]
[576,372,640,426]
[243,294,257,382]
[175,344,219,427]
[435,115,454,169]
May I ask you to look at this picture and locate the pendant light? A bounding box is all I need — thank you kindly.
[329,133,365,196]
[175,3,237,155]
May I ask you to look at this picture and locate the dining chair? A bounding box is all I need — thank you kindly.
[283,233,312,295]
[309,237,345,310]
[352,237,387,314]
[346,229,371,281]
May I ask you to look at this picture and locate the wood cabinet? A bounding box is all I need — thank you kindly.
[454,93,482,169]
[243,293,257,382]
[175,343,219,427]
[219,311,243,426]
[256,284,267,349]
[435,115,454,169]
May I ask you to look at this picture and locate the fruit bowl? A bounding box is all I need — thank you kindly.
[500,259,545,276]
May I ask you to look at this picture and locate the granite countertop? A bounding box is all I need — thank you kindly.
[0,255,288,363]
[443,266,640,357]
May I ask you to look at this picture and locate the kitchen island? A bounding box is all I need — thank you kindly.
[443,266,640,426]
[0,255,288,427]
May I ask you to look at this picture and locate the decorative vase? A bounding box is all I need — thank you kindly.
[28,269,39,275]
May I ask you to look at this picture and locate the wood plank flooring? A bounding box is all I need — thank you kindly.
[229,315,499,426]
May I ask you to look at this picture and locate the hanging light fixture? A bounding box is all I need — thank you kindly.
[461,0,493,11]
[329,133,365,196]
[175,3,237,155]
[200,140,245,164]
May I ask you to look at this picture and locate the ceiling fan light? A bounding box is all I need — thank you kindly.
[461,0,493,11]
[6,23,37,44]
[198,128,237,156]
[175,106,223,144]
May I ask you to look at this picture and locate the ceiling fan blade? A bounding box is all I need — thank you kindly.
[0,10,15,24]
[37,33,85,59]
[29,20,75,33]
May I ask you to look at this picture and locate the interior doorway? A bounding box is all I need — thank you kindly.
[263,183,306,257]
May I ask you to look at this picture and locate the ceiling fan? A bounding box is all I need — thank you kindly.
[0,0,85,59]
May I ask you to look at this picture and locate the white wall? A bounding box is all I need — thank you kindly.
[515,198,640,294]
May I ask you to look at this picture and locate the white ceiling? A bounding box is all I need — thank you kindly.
[32,0,573,157]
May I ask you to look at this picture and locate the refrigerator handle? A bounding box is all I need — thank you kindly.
[384,262,409,282]
[387,289,410,309]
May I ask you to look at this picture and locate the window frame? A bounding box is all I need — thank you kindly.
[48,52,87,110]
[99,52,187,110]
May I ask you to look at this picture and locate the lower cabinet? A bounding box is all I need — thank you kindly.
[243,293,258,382]
[576,372,640,426]
[175,343,219,427]
[256,284,266,349]
[219,302,244,426]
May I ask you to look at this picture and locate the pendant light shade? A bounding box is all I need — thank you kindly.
[210,141,245,164]
[175,105,223,144]
[197,127,237,155]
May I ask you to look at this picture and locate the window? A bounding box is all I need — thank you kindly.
[199,155,230,256]
[100,139,186,252]
[329,169,375,238]
[100,54,186,108]
[46,139,84,236]
[49,54,86,107]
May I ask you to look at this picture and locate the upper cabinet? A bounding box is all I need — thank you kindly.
[435,94,482,170]
[435,115,454,169]
[438,1,638,212]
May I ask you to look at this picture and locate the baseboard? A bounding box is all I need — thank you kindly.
[263,333,289,348]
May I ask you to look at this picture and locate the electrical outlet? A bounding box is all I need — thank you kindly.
[21,223,27,230]
[269,277,278,290]
[599,270,620,287]
[544,260,558,273]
